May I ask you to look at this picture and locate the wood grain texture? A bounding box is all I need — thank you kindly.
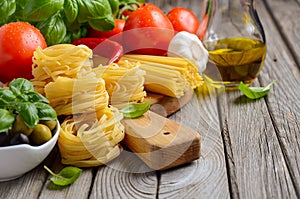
[263,0,300,67]
[122,111,201,170]
[218,0,300,198]
[38,153,93,199]
[90,155,158,199]
[158,88,230,199]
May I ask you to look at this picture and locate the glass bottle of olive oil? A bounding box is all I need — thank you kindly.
[200,0,266,89]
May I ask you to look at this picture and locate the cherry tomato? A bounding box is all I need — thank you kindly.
[87,19,125,43]
[0,22,47,83]
[167,7,200,34]
[123,3,174,56]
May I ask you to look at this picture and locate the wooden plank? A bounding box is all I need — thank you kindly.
[260,0,300,195]
[218,0,300,198]
[143,0,230,198]
[158,88,230,198]
[263,0,300,67]
[38,153,93,199]
[122,111,201,170]
[90,152,158,198]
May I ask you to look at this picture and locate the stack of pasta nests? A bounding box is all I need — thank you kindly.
[31,44,146,167]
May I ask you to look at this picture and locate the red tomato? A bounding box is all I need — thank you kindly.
[0,22,47,83]
[167,7,200,34]
[87,19,125,43]
[123,3,174,56]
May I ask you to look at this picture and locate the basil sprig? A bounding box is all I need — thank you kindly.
[238,80,277,99]
[0,78,57,133]
[44,165,82,187]
[120,101,151,119]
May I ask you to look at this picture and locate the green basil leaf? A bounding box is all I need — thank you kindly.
[76,0,92,23]
[44,165,82,187]
[36,13,67,46]
[63,0,78,24]
[0,109,15,132]
[22,0,64,22]
[0,88,16,103]
[0,100,8,109]
[107,0,120,17]
[9,78,34,94]
[35,102,57,121]
[0,0,16,21]
[120,101,151,119]
[16,102,39,129]
[76,0,115,31]
[27,92,49,103]
[238,80,277,100]
[88,15,115,32]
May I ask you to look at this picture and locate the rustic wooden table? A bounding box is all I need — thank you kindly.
[1,0,299,198]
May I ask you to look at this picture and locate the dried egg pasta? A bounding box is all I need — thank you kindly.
[93,60,146,109]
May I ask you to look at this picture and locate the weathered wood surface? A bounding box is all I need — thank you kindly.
[219,0,300,198]
[0,0,299,199]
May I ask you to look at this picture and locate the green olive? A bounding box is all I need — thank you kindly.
[11,115,33,136]
[30,124,52,145]
[40,120,57,131]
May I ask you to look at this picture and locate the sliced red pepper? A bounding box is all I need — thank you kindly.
[72,38,123,65]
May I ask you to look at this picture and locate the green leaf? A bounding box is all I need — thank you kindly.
[27,92,49,103]
[9,78,34,95]
[107,0,120,17]
[0,88,16,103]
[22,0,64,22]
[35,102,57,121]
[44,165,82,187]
[0,0,16,22]
[238,80,277,99]
[120,101,151,119]
[63,0,78,24]
[0,109,15,132]
[16,102,39,129]
[76,0,115,31]
[36,13,67,46]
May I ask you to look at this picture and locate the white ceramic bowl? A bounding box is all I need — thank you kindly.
[0,121,60,182]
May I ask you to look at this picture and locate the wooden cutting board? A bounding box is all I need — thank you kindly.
[121,90,201,170]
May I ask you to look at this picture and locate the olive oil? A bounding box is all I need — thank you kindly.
[203,38,266,88]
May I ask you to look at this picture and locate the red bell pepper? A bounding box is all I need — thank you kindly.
[72,38,123,65]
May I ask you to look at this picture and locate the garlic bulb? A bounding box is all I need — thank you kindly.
[167,31,208,73]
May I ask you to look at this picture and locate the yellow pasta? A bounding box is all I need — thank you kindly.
[44,76,109,116]
[93,60,146,109]
[58,107,125,167]
[30,44,131,167]
[31,44,93,94]
[121,54,204,98]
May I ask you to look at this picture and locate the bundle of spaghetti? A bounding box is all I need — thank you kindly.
[44,76,109,116]
[58,107,125,167]
[31,44,93,94]
[121,54,204,98]
[92,60,146,109]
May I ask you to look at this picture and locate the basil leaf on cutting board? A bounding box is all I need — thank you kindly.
[120,101,151,119]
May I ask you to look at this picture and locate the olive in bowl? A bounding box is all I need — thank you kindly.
[0,120,60,182]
